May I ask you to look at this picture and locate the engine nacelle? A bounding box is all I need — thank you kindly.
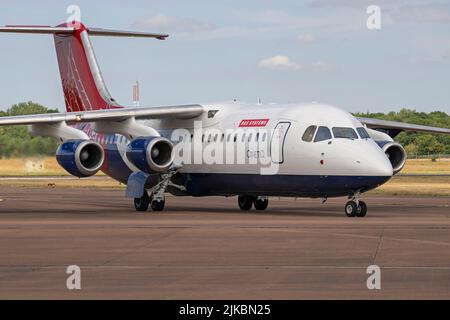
[56,140,105,177]
[378,141,407,175]
[126,136,174,174]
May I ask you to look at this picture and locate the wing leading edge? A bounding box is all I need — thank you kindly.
[0,105,204,126]
[358,117,450,136]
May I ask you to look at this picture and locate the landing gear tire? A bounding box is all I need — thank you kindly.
[151,197,165,212]
[356,201,368,217]
[254,197,269,211]
[238,195,254,211]
[134,192,150,212]
[345,201,358,217]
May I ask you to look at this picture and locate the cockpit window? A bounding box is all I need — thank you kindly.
[302,125,317,142]
[332,127,359,140]
[357,127,370,139]
[314,126,332,142]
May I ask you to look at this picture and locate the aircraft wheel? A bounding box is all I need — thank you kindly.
[254,197,269,211]
[345,201,358,217]
[151,197,165,212]
[134,192,150,212]
[356,201,368,217]
[238,195,254,211]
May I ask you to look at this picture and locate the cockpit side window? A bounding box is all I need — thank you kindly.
[302,125,317,142]
[332,127,359,140]
[314,126,332,142]
[357,127,370,139]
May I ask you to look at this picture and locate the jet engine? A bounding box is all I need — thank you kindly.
[126,136,174,174]
[56,140,105,177]
[381,142,407,174]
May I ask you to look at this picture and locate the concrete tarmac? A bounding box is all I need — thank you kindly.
[0,186,449,299]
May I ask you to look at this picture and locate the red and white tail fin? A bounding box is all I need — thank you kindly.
[0,22,168,112]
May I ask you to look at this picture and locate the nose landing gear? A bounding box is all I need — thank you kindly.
[345,192,368,217]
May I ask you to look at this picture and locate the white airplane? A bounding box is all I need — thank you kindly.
[0,22,449,217]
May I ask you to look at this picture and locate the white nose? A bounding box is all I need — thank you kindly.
[363,143,394,177]
[375,157,394,176]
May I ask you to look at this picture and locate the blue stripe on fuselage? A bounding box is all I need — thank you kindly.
[183,173,391,197]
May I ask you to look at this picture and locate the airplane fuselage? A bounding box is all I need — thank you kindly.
[85,102,394,198]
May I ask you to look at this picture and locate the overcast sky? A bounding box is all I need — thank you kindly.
[0,0,449,113]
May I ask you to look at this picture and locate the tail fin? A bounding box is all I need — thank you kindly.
[0,23,168,112]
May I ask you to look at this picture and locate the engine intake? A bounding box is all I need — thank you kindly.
[126,136,174,173]
[382,142,407,174]
[56,140,105,177]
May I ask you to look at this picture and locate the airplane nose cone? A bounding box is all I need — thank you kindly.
[365,145,394,177]
[354,141,394,177]
[376,159,394,177]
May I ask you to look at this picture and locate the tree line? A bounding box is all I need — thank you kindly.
[0,102,59,158]
[0,102,449,158]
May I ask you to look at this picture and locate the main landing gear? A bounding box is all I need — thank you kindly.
[345,192,368,218]
[238,196,269,211]
[134,191,166,212]
[133,168,184,213]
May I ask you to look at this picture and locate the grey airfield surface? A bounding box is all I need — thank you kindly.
[0,186,448,299]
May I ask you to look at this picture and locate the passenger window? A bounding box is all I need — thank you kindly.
[357,127,370,139]
[314,126,332,142]
[332,127,359,139]
[302,126,317,142]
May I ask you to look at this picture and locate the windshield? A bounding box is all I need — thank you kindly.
[302,126,317,142]
[314,126,332,142]
[357,127,370,139]
[332,127,359,140]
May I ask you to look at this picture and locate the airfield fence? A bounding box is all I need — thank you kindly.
[406,153,450,160]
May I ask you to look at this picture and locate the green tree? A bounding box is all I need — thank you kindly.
[404,143,419,155]
[415,135,445,155]
[0,102,59,158]
[6,102,58,116]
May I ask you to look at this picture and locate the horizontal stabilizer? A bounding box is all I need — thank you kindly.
[0,25,168,40]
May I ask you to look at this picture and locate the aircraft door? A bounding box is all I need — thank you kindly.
[270,122,291,164]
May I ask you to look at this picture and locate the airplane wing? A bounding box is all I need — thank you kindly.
[0,105,204,126]
[357,117,450,136]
